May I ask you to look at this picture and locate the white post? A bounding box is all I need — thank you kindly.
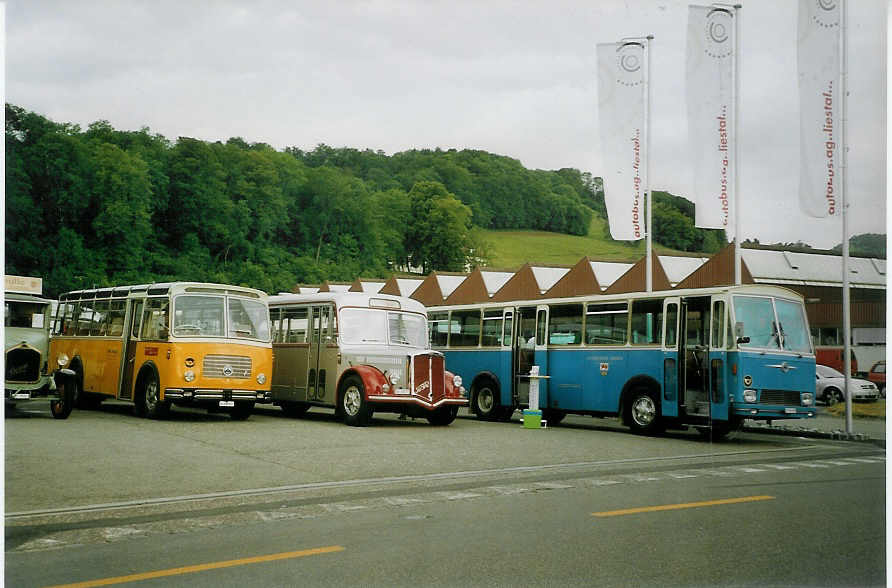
[528,365,540,412]
[645,35,654,293]
[840,0,852,434]
[732,4,742,285]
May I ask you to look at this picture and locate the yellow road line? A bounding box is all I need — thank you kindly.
[45,545,345,588]
[592,495,775,518]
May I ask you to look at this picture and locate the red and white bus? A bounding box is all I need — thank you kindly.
[268,292,468,426]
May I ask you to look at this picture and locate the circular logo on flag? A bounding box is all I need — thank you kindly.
[811,0,839,28]
[704,9,733,59]
[615,42,643,87]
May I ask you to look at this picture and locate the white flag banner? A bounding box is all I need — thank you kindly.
[798,0,840,218]
[597,41,645,241]
[686,5,735,239]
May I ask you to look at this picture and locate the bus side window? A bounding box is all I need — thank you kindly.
[630,299,663,345]
[711,300,725,349]
[665,303,678,348]
[130,300,144,339]
[141,299,169,341]
[481,310,503,347]
[284,307,308,343]
[548,304,583,345]
[91,301,111,336]
[106,301,126,337]
[428,311,449,347]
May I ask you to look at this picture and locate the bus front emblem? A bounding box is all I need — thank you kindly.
[222,365,234,377]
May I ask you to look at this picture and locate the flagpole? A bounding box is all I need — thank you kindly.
[733,4,742,285]
[840,0,852,434]
[645,35,654,293]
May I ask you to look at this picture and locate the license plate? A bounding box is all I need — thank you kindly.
[219,400,235,408]
[784,407,796,414]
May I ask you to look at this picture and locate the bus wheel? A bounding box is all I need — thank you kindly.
[50,378,74,420]
[281,401,310,418]
[230,401,254,421]
[341,375,371,426]
[541,408,566,426]
[427,405,458,426]
[627,387,662,435]
[473,382,499,421]
[138,375,170,419]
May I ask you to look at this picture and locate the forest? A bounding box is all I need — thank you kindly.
[7,104,731,297]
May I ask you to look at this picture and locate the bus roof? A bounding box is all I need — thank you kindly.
[268,291,427,314]
[429,283,806,311]
[4,292,54,305]
[59,282,268,301]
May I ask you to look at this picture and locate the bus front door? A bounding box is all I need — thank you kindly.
[680,297,710,418]
[708,295,730,424]
[661,297,680,418]
[307,304,336,403]
[119,299,143,400]
[513,305,549,409]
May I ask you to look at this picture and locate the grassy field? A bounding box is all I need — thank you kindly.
[824,399,886,419]
[480,216,687,269]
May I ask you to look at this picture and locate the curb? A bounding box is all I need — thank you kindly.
[744,422,886,448]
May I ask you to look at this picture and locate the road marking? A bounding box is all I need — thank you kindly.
[45,545,345,587]
[592,495,775,518]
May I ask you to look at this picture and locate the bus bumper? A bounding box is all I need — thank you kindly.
[164,388,272,403]
[732,407,817,420]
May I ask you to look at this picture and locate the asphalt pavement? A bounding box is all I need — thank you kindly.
[744,407,886,442]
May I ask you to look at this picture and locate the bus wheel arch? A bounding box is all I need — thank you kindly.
[135,362,169,419]
[621,376,663,435]
[471,373,501,421]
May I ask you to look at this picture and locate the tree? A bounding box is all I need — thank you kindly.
[405,181,473,273]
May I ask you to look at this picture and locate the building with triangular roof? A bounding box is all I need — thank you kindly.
[378,276,424,298]
[490,263,571,302]
[444,268,515,305]
[410,272,468,306]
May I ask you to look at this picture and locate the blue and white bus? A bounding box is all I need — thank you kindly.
[428,284,816,438]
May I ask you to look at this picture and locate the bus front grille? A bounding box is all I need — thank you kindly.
[5,346,41,383]
[412,354,445,402]
[759,389,801,405]
[203,355,252,379]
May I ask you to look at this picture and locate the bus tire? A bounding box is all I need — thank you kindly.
[427,405,458,426]
[50,378,74,420]
[626,387,663,435]
[541,408,566,425]
[281,401,310,418]
[340,375,371,426]
[473,381,500,421]
[230,401,254,421]
[137,373,169,419]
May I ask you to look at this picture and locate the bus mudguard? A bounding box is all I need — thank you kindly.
[341,365,387,399]
[619,375,662,416]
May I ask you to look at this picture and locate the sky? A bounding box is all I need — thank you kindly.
[4,0,888,249]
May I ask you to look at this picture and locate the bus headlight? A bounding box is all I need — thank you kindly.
[386,371,400,386]
[801,392,814,406]
[184,370,195,383]
[452,375,463,388]
[256,373,267,385]
[56,353,69,368]
[743,389,757,403]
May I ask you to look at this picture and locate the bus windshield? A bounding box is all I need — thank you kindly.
[173,295,270,341]
[5,301,49,329]
[340,308,427,347]
[733,295,812,353]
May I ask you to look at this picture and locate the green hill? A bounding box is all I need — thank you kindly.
[480,216,689,269]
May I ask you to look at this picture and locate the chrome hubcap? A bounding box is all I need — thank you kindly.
[632,395,656,426]
[344,386,361,416]
[146,380,159,410]
[477,388,494,413]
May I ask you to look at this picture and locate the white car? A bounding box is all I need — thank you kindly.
[815,364,880,405]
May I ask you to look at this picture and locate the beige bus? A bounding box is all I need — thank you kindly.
[269,292,467,426]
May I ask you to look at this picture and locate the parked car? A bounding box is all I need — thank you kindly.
[815,364,880,405]
[867,361,885,398]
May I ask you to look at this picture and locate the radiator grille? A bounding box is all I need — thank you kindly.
[759,389,801,405]
[202,355,252,379]
[6,347,41,383]
[412,354,446,402]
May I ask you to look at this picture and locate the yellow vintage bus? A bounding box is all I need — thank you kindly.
[50,282,272,420]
